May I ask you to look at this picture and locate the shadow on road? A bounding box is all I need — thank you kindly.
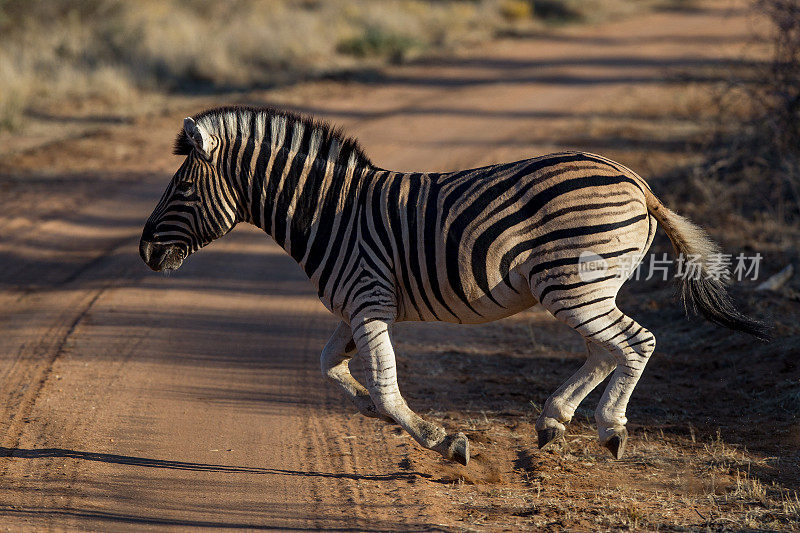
[0,503,442,532]
[0,447,431,482]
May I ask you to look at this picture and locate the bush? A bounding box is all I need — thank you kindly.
[687,0,800,227]
[337,28,423,63]
[500,0,533,21]
[755,0,800,161]
[531,0,582,23]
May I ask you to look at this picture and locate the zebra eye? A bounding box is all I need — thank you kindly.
[175,181,196,195]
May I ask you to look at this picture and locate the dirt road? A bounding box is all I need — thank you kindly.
[1,3,788,530]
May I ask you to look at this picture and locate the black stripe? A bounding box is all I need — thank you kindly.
[529,248,639,283]
[620,326,644,344]
[360,171,393,271]
[339,268,370,316]
[229,116,243,197]
[587,315,624,337]
[303,159,350,277]
[290,151,327,262]
[421,177,458,319]
[323,171,365,300]
[498,214,647,284]
[537,199,640,227]
[538,274,618,302]
[275,128,311,251]
[574,308,614,329]
[608,319,635,341]
[472,173,642,300]
[251,140,274,230]
[238,112,258,221]
[553,296,614,315]
[405,175,439,320]
[386,175,422,319]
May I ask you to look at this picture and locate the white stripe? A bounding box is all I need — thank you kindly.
[270,121,304,233]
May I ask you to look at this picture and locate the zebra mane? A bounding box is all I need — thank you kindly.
[173,105,375,169]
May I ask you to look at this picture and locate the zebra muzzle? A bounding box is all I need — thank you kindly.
[139,240,185,271]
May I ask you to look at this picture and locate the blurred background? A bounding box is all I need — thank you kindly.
[1,0,798,232]
[0,0,798,531]
[0,0,681,125]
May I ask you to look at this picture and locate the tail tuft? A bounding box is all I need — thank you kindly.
[682,274,772,342]
[645,193,771,342]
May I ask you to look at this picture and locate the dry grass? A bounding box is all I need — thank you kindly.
[391,303,800,531]
[388,189,798,530]
[412,412,800,530]
[0,0,693,131]
[0,0,502,129]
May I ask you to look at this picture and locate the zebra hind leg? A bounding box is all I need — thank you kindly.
[591,317,655,459]
[320,322,392,422]
[535,339,617,450]
[539,299,655,459]
[352,317,470,465]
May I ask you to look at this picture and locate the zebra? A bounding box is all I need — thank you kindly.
[139,105,768,466]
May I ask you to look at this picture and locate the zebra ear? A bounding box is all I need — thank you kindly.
[183,117,212,159]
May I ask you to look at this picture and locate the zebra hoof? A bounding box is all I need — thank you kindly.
[601,427,628,459]
[537,427,564,450]
[439,433,470,466]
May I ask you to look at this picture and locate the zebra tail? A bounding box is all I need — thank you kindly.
[644,190,771,341]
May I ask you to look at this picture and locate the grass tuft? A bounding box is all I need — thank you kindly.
[337,28,423,63]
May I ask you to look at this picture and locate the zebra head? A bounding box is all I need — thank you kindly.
[139,117,239,271]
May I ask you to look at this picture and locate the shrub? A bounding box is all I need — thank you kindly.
[531,0,582,23]
[755,0,800,162]
[337,28,423,63]
[695,0,800,226]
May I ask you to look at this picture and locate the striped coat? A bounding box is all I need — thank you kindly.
[140,106,767,466]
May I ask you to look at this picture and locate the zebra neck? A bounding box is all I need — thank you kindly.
[242,143,379,272]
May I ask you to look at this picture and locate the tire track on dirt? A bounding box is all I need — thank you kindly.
[0,289,103,457]
[0,229,146,461]
[0,174,150,482]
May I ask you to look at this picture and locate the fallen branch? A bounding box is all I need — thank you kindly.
[756,264,794,291]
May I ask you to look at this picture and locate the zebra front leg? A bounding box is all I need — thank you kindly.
[352,317,469,465]
[321,322,390,421]
[535,340,617,449]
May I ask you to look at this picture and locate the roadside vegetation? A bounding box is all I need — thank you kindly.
[687,0,800,235]
[648,0,800,321]
[0,0,689,131]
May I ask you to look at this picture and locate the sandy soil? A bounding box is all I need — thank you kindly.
[1,2,797,530]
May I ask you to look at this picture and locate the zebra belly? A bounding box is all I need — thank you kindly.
[395,266,538,324]
[458,295,538,324]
